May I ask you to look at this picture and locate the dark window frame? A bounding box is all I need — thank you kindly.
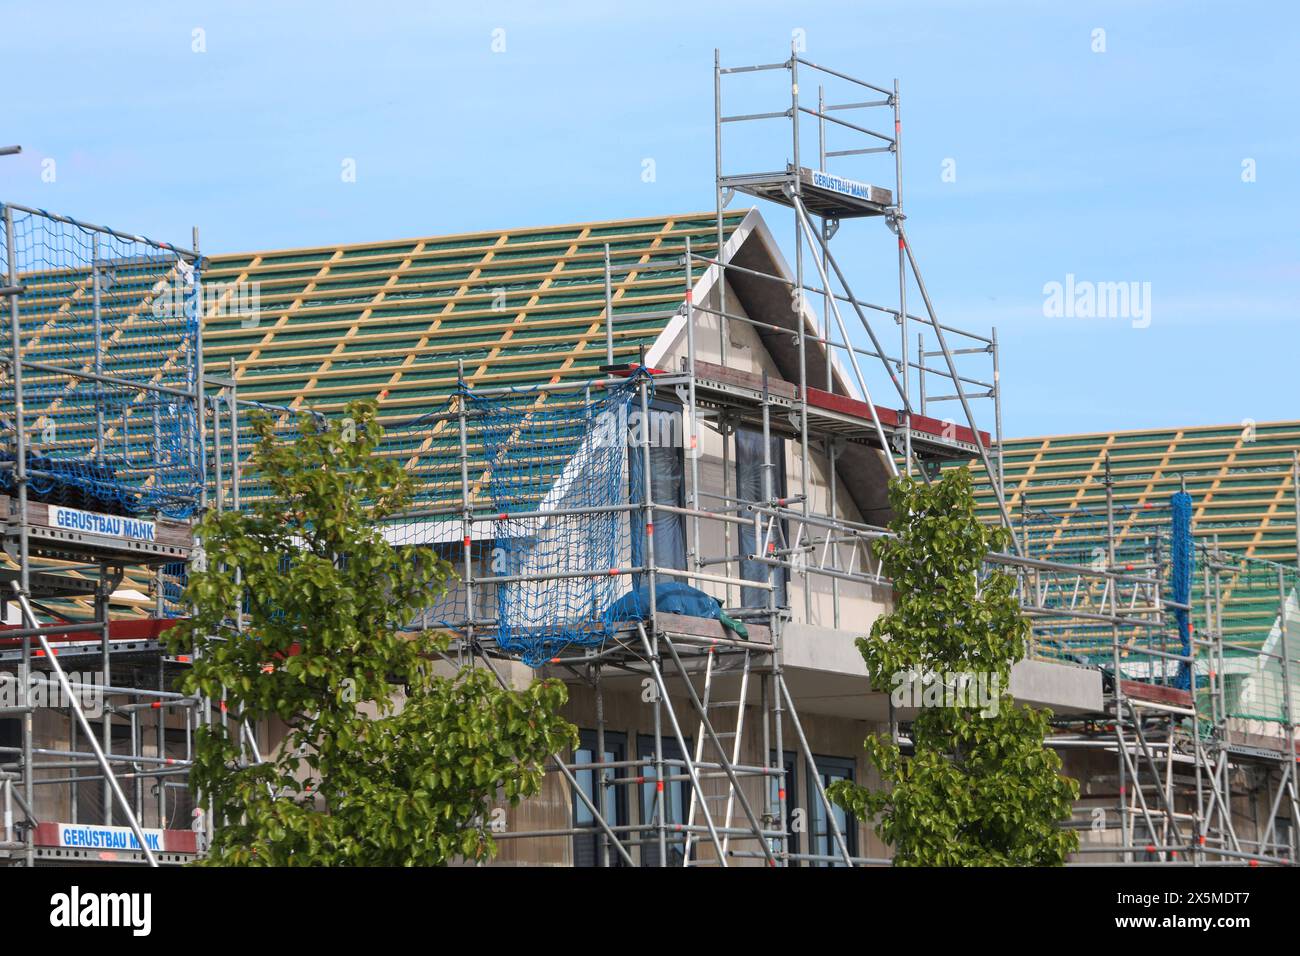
[636,732,695,867]
[807,753,858,867]
[572,729,629,868]
[734,425,789,609]
[629,397,688,583]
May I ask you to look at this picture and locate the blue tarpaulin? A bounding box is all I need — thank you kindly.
[607,581,749,638]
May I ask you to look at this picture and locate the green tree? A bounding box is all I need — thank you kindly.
[166,400,577,866]
[827,467,1078,866]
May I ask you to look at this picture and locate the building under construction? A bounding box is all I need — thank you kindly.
[0,49,1295,867]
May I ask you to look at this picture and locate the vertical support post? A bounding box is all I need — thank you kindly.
[817,83,839,626]
[603,243,614,367]
[762,379,789,864]
[1277,563,1296,802]
[151,401,163,514]
[828,436,840,628]
[638,370,658,635]
[157,658,167,827]
[917,332,927,417]
[992,327,1005,496]
[1292,450,1300,861]
[1293,449,1299,576]
[713,48,728,367]
[130,710,144,824]
[593,662,608,868]
[818,85,833,395]
[4,206,28,599]
[760,672,773,855]
[649,654,668,867]
[3,774,12,847]
[1105,453,1132,861]
[4,204,33,866]
[457,359,475,655]
[683,236,702,593]
[70,709,80,825]
[183,234,213,853]
[91,233,105,464]
[212,331,234,779]
[211,393,225,513]
[191,227,206,514]
[789,45,813,623]
[761,373,776,576]
[98,565,112,826]
[721,415,733,610]
[228,358,240,515]
[636,371,667,864]
[1200,541,1218,852]
[714,48,731,607]
[228,362,243,654]
[892,78,911,476]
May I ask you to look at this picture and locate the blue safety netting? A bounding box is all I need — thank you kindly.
[1170,490,1194,690]
[189,371,700,666]
[459,373,646,666]
[0,206,203,518]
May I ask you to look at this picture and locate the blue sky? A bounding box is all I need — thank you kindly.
[2,1,1296,438]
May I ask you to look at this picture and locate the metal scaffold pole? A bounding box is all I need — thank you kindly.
[892,78,911,475]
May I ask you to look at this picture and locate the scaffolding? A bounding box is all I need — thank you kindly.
[1,47,1295,869]
[355,47,1294,866]
[1019,457,1299,866]
[0,203,205,866]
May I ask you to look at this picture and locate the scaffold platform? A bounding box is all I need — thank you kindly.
[0,494,193,566]
[723,167,893,219]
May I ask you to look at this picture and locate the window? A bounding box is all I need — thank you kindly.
[734,426,788,609]
[807,755,857,867]
[572,730,628,867]
[629,401,686,585]
[638,733,694,866]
